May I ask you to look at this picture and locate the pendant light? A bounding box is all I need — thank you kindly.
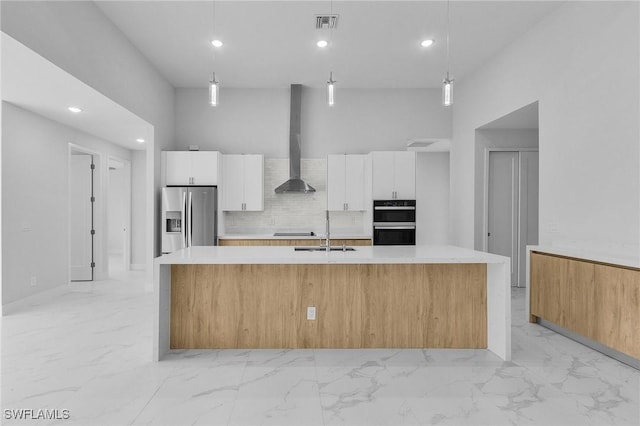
[442,0,454,107]
[209,72,219,107]
[209,0,220,107]
[327,72,336,106]
[326,0,336,106]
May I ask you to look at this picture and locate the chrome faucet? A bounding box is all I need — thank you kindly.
[325,210,331,252]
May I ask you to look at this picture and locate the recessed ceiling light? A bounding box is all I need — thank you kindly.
[136,138,145,143]
[317,40,328,48]
[421,39,434,48]
[68,106,82,113]
[211,39,223,47]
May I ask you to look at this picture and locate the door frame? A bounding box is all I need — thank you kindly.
[68,143,102,282]
[107,155,132,273]
[482,147,539,253]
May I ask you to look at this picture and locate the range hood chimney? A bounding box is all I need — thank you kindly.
[274,84,316,193]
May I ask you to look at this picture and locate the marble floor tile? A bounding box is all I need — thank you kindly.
[1,276,639,426]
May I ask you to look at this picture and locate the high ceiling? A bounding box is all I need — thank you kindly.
[96,1,563,89]
[2,33,152,151]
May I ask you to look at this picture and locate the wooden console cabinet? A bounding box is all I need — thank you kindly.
[530,251,640,360]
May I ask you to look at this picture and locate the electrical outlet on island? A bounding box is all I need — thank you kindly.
[306,306,316,321]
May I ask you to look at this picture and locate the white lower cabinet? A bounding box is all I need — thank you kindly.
[327,154,366,211]
[221,154,264,211]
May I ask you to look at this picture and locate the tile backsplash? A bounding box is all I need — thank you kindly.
[223,158,367,235]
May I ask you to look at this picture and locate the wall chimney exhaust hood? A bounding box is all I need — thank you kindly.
[275,84,316,193]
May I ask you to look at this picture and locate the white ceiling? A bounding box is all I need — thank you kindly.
[479,102,538,129]
[96,1,563,89]
[2,33,152,151]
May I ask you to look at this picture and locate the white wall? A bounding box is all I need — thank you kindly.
[451,1,640,258]
[474,129,539,250]
[178,87,452,236]
[176,88,451,156]
[416,152,450,245]
[223,158,368,236]
[1,1,176,279]
[1,103,134,304]
[130,150,146,269]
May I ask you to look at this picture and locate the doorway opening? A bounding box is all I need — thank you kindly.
[107,157,132,278]
[486,149,538,287]
[69,148,97,282]
[474,102,539,287]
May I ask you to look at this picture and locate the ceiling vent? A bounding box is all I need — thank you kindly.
[315,15,339,30]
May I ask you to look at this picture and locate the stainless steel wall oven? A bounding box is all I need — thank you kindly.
[373,200,416,245]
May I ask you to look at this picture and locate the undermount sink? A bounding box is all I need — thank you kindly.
[294,246,356,252]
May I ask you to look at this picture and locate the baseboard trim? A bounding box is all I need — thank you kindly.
[537,318,640,371]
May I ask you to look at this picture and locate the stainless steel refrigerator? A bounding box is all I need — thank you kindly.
[162,187,217,254]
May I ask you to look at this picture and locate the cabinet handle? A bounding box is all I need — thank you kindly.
[345,203,349,211]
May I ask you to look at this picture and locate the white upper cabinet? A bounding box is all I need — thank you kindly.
[221,154,264,211]
[221,155,244,210]
[241,155,264,211]
[164,151,192,185]
[372,151,415,200]
[190,152,220,185]
[327,155,347,211]
[393,151,416,199]
[327,154,366,211]
[164,151,219,186]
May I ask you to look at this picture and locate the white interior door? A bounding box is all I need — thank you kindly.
[488,151,519,286]
[518,151,539,287]
[70,153,94,281]
[108,158,131,275]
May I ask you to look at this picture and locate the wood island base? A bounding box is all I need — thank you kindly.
[169,263,487,350]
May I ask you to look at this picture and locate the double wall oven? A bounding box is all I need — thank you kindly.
[373,200,416,245]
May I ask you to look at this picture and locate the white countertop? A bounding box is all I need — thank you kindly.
[156,245,508,265]
[219,234,372,240]
[528,245,640,269]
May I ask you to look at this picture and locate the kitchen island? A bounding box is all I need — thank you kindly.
[154,245,511,361]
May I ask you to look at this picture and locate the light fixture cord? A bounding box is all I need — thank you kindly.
[329,0,334,74]
[212,0,216,77]
[445,0,451,78]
